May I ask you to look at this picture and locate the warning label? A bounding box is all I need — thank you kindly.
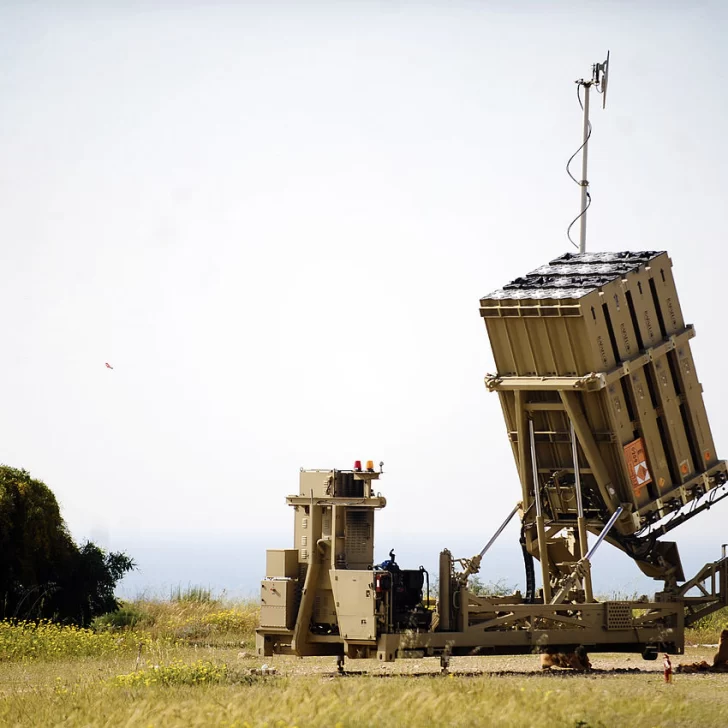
[624,438,653,497]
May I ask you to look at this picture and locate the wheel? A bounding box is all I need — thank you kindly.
[642,646,659,661]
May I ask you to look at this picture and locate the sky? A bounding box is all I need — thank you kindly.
[2,1,728,598]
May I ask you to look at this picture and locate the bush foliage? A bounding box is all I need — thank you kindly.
[113,659,234,687]
[0,620,149,660]
[97,596,260,646]
[0,465,134,625]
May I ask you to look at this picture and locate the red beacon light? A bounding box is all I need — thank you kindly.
[354,460,362,472]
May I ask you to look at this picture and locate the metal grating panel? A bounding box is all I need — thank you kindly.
[345,510,372,564]
[605,602,633,630]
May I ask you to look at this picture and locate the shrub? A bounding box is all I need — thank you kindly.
[91,604,149,631]
[0,620,149,661]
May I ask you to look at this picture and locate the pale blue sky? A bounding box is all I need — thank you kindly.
[2,1,727,594]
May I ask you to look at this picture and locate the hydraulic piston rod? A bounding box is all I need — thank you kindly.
[479,504,520,559]
[530,419,552,602]
[571,421,593,601]
[586,506,623,561]
[455,504,520,585]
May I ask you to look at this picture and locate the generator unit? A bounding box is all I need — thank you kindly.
[258,464,431,659]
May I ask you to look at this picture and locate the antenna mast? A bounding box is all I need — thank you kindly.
[568,52,610,253]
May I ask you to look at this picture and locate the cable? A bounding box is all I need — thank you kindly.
[566,85,590,180]
[566,83,592,249]
[520,524,536,604]
[567,191,591,249]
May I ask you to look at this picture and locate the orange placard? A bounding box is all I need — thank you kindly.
[624,438,653,497]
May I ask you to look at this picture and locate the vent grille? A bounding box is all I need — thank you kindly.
[605,602,633,630]
[345,510,371,564]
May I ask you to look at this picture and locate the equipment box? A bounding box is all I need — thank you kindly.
[260,579,298,629]
[266,549,299,579]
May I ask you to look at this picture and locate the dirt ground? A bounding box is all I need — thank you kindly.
[252,644,721,678]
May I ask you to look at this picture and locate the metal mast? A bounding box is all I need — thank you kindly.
[568,52,610,253]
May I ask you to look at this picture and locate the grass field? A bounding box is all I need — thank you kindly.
[0,596,726,728]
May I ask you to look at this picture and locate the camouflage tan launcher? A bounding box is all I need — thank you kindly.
[257,250,728,666]
[480,251,727,551]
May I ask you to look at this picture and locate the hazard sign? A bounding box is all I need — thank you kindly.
[624,438,653,497]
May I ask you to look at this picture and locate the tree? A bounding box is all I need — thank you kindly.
[0,465,134,624]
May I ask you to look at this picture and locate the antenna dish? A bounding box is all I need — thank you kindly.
[598,50,610,109]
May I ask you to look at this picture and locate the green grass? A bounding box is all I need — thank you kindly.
[1,653,727,727]
[0,597,726,727]
[127,596,260,646]
[170,584,215,603]
[90,594,260,647]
